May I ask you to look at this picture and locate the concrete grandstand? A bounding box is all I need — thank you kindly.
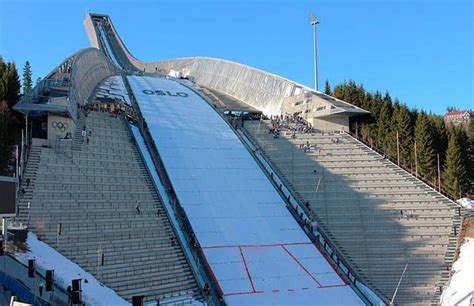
[2,12,464,305]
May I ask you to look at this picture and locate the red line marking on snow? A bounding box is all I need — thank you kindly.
[202,242,311,249]
[224,291,264,297]
[239,246,257,293]
[311,243,349,286]
[281,245,323,288]
[203,242,349,297]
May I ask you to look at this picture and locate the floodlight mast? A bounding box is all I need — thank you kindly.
[310,13,320,91]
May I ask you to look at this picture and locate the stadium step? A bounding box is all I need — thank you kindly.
[20,110,200,302]
[243,119,459,304]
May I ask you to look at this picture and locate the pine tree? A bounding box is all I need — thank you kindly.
[442,134,468,198]
[0,100,10,173]
[362,92,373,111]
[431,116,448,164]
[0,56,5,102]
[324,79,332,95]
[469,120,474,140]
[332,82,345,100]
[394,105,413,167]
[387,103,400,158]
[454,127,472,188]
[376,98,392,152]
[4,62,21,108]
[370,91,383,120]
[415,112,436,182]
[360,122,375,143]
[22,61,32,94]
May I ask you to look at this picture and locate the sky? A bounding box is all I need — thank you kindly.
[0,0,472,115]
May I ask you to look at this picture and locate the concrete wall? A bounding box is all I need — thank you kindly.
[282,94,352,131]
[47,115,75,140]
[310,116,349,131]
[282,94,333,117]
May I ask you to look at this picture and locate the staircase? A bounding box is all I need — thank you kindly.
[20,111,201,303]
[15,146,41,225]
[72,110,86,151]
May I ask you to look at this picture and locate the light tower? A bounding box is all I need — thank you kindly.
[309,13,320,91]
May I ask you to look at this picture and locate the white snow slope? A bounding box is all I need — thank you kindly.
[441,237,474,306]
[15,232,128,306]
[128,75,364,305]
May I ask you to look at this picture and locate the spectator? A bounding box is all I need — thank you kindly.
[136,205,141,214]
[26,178,31,187]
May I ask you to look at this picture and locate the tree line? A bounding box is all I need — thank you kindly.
[324,79,473,199]
[1,55,472,199]
[0,55,31,175]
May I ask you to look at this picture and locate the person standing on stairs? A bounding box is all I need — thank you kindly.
[81,128,86,142]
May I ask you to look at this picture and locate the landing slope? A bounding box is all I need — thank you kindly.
[128,75,364,305]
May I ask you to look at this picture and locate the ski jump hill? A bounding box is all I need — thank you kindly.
[8,12,463,306]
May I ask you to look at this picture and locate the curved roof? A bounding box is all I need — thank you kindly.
[85,13,369,117]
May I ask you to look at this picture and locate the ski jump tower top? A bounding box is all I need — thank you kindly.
[84,13,368,131]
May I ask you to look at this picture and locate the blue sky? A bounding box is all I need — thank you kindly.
[0,0,472,114]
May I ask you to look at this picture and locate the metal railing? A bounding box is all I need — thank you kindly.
[346,130,462,205]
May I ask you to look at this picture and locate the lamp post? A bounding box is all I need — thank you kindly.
[309,13,320,91]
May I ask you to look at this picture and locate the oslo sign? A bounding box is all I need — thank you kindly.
[142,89,189,97]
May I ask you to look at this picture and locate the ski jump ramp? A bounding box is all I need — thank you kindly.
[128,75,364,305]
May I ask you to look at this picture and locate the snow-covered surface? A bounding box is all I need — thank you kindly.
[457,198,474,210]
[128,75,363,305]
[441,238,474,306]
[168,69,182,78]
[357,283,386,306]
[96,75,131,105]
[15,232,129,306]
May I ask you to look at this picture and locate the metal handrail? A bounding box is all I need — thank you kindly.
[345,130,460,206]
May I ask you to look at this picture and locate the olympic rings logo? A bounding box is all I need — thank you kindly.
[51,121,69,132]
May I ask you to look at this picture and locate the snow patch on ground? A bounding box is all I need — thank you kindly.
[441,237,474,306]
[457,198,474,210]
[15,232,129,306]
